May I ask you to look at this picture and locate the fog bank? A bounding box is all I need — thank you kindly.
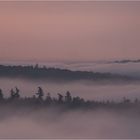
[0,107,140,139]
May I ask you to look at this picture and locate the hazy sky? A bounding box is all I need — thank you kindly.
[0,1,140,62]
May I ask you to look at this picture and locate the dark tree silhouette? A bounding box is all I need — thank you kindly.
[57,93,63,103]
[65,91,72,104]
[10,89,15,99]
[0,89,4,100]
[15,87,20,98]
[45,93,52,104]
[36,87,44,100]
[123,97,130,103]
[34,64,39,69]
[10,87,20,100]
[134,98,139,104]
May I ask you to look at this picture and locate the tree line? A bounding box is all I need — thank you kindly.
[0,87,140,110]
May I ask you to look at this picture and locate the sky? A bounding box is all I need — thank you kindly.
[0,1,140,62]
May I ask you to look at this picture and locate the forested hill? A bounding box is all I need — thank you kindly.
[0,64,136,81]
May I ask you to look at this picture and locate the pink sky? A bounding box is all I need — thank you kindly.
[0,1,140,62]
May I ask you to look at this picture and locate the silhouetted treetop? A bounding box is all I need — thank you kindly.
[36,87,44,100]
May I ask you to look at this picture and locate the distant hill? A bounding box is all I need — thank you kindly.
[0,64,137,82]
[112,59,140,64]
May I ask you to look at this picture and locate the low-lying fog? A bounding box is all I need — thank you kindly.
[0,61,140,138]
[0,107,140,139]
[0,77,140,138]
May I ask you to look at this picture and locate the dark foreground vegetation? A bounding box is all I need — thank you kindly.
[0,87,140,112]
[0,64,135,81]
